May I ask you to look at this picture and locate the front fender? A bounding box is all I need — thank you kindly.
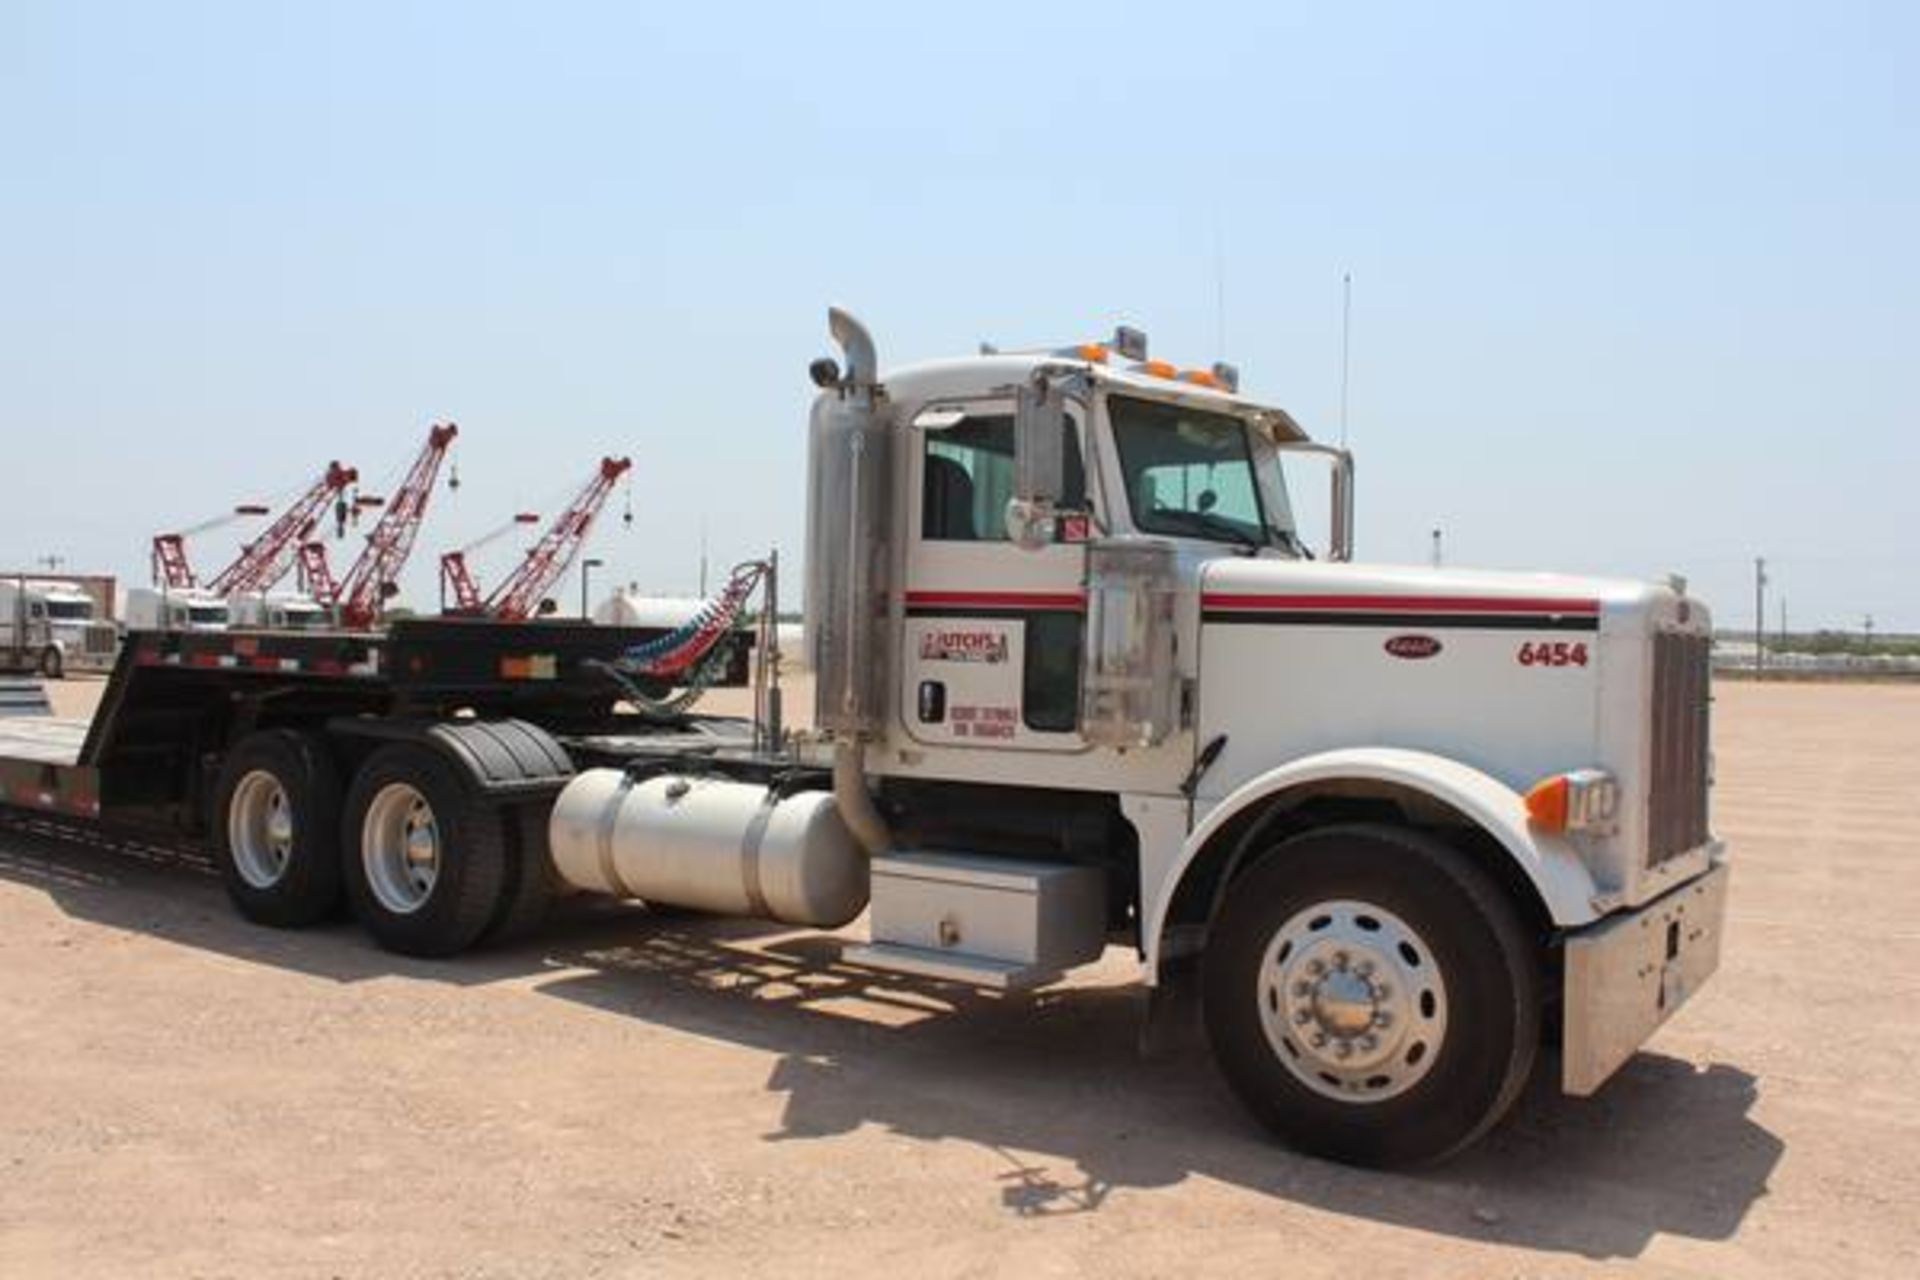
[1145,747,1603,976]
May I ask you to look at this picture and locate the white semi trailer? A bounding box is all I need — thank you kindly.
[0,309,1727,1168]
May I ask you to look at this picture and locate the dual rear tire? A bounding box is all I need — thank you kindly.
[212,733,553,957]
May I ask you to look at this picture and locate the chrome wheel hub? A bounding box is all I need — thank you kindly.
[1258,899,1449,1103]
[363,783,440,915]
[229,770,295,890]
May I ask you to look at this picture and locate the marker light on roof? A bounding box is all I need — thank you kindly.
[1136,359,1178,379]
[1178,368,1223,389]
[1112,326,1149,361]
[1076,343,1110,363]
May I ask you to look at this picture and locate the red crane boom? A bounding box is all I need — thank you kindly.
[150,504,271,589]
[484,457,631,622]
[206,462,358,598]
[439,511,541,614]
[306,423,458,629]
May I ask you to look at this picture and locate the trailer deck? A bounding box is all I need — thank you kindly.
[0,617,765,830]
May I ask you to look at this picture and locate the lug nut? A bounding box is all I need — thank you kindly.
[1310,1033,1327,1049]
[1292,980,1311,997]
[1333,950,1350,969]
[1335,1041,1353,1060]
[1359,1034,1378,1051]
[1374,1012,1393,1029]
[1306,960,1325,977]
[1374,983,1392,1000]
[1355,960,1375,978]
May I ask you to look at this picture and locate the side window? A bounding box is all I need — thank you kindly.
[922,414,1086,542]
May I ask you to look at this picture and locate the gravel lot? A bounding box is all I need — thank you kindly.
[3,678,1917,1278]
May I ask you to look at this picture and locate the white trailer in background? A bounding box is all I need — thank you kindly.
[0,577,120,678]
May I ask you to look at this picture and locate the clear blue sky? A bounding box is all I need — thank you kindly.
[2,2,1914,630]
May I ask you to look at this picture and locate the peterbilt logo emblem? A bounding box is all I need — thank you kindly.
[1384,634,1443,660]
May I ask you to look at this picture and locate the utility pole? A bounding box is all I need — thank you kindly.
[1753,557,1768,677]
[1864,614,1876,650]
[1430,527,1443,568]
[1779,597,1788,652]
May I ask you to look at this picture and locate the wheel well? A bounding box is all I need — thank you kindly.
[1161,780,1555,961]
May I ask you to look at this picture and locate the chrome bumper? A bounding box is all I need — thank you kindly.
[1561,858,1730,1096]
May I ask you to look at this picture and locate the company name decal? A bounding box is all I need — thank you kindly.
[1384,634,1443,660]
[920,628,1010,664]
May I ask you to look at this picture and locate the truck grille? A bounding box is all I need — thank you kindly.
[86,624,119,655]
[1647,630,1711,867]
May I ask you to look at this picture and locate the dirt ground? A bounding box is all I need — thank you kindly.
[3,678,1918,1278]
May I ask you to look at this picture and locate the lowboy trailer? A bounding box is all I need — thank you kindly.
[0,309,1729,1167]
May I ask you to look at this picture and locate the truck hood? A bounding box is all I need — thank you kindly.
[1200,557,1674,622]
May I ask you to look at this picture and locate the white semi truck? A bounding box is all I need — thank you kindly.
[226,591,331,631]
[122,586,232,632]
[0,577,120,678]
[0,310,1726,1167]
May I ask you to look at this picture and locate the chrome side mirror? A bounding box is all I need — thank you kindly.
[1007,374,1068,550]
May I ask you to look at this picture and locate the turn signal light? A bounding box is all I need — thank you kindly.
[1525,769,1620,835]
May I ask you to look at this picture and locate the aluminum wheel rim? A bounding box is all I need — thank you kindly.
[1257,898,1450,1104]
[362,782,440,915]
[229,770,296,890]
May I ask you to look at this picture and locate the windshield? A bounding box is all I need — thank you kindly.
[1110,395,1291,549]
[45,600,93,621]
[188,606,228,625]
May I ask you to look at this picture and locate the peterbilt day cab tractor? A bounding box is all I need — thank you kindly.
[0,309,1726,1168]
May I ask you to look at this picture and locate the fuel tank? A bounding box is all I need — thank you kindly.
[547,770,870,927]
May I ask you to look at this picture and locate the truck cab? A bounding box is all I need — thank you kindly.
[789,309,1727,1165]
[226,592,332,631]
[0,578,120,678]
[124,586,231,633]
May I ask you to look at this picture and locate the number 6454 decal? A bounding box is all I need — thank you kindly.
[1518,640,1589,667]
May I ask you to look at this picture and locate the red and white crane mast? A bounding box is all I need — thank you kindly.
[305,423,458,629]
[484,457,632,622]
[206,462,358,598]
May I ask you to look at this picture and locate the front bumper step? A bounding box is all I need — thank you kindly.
[1562,859,1730,1095]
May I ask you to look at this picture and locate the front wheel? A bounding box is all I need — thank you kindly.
[342,743,507,958]
[39,646,63,680]
[1202,823,1540,1167]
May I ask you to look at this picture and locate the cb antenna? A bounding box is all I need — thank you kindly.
[1339,271,1353,449]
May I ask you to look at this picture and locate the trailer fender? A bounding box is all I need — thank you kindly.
[325,717,575,803]
[1146,747,1602,978]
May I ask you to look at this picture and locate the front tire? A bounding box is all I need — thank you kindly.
[343,743,507,958]
[39,646,63,680]
[1202,823,1540,1167]
[211,731,344,927]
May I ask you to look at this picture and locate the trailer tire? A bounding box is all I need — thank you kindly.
[342,742,508,958]
[1201,823,1540,1168]
[483,802,556,945]
[212,730,344,928]
[39,647,63,681]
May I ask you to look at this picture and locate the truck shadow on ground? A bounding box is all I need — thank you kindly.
[537,925,1779,1259]
[2,816,1779,1259]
